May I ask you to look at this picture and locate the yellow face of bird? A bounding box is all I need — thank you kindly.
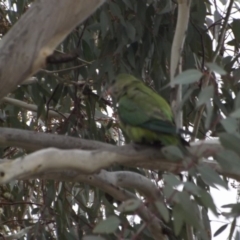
[109,74,139,99]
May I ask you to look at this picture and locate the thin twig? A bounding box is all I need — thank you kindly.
[40,63,88,74]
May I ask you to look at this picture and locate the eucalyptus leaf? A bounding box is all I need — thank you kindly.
[122,0,133,9]
[216,149,240,172]
[154,201,170,222]
[118,199,141,213]
[183,182,201,195]
[219,0,227,4]
[162,146,184,161]
[93,216,120,234]
[178,192,201,229]
[163,183,178,200]
[173,205,184,235]
[213,224,228,237]
[124,21,136,41]
[221,203,240,218]
[205,101,213,130]
[232,19,240,42]
[230,108,240,118]
[163,173,182,187]
[83,236,106,240]
[197,164,228,189]
[198,191,217,215]
[206,62,226,75]
[221,117,239,133]
[172,69,203,85]
[100,11,109,38]
[197,85,214,107]
[219,133,240,156]
[234,91,240,110]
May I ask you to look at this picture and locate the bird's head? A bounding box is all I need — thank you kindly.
[108,73,139,100]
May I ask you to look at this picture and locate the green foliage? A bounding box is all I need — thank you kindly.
[172,69,203,85]
[1,0,240,239]
[93,216,121,234]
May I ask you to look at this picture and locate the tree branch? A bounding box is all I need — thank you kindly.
[0,0,105,100]
[106,171,161,200]
[0,147,167,183]
[0,135,233,240]
[1,97,70,119]
[1,97,108,120]
[0,127,115,151]
[0,139,236,184]
[170,0,192,128]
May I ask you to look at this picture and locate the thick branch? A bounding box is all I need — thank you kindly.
[0,127,222,171]
[0,127,221,154]
[0,140,236,239]
[0,140,236,185]
[0,147,166,183]
[105,171,161,200]
[170,0,191,128]
[0,0,105,99]
[170,0,191,82]
[0,127,115,151]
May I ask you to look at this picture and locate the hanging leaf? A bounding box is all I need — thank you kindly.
[118,199,141,213]
[197,85,214,107]
[172,69,203,85]
[83,236,106,240]
[206,62,226,75]
[221,117,239,133]
[162,146,184,161]
[199,190,218,215]
[213,224,228,237]
[173,205,184,236]
[155,201,170,222]
[163,173,182,187]
[216,149,240,172]
[232,19,240,42]
[93,216,120,234]
[219,133,240,156]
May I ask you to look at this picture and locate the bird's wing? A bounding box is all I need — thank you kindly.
[118,91,178,135]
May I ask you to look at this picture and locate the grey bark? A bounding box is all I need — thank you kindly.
[0,0,105,99]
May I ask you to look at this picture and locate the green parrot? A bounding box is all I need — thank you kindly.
[109,73,189,149]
